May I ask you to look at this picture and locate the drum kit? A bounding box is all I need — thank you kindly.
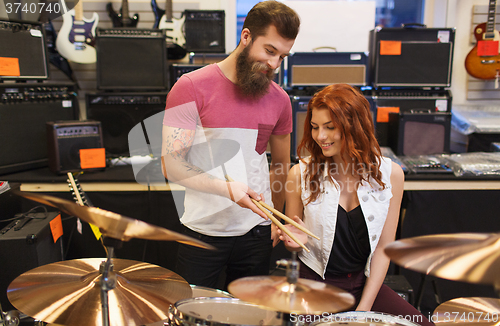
[1,190,499,326]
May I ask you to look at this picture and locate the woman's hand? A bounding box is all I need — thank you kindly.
[276,215,308,251]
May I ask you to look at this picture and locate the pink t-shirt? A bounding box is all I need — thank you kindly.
[163,64,292,236]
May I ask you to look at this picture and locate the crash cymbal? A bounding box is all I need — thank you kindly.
[433,297,500,325]
[7,258,192,326]
[228,275,355,314]
[385,233,500,285]
[14,191,214,249]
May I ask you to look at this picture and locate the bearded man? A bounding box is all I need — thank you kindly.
[161,0,300,289]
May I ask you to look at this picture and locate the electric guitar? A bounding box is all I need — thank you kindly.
[151,0,187,59]
[107,0,139,27]
[56,0,99,64]
[465,0,500,80]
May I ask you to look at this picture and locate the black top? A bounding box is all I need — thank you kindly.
[326,205,371,275]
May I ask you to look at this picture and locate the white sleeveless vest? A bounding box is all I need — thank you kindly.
[298,157,393,278]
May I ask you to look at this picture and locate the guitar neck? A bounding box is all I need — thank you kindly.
[121,0,130,21]
[74,0,83,21]
[165,0,173,20]
[67,172,93,207]
[485,0,498,39]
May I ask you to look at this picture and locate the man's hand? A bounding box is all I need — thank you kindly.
[226,180,268,220]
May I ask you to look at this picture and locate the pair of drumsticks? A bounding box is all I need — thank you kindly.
[225,175,319,252]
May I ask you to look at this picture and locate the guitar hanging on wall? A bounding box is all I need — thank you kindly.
[465,0,500,80]
[107,0,139,27]
[56,0,99,64]
[151,0,187,59]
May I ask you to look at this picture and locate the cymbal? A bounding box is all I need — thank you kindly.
[14,190,214,249]
[385,233,500,285]
[433,297,500,325]
[228,275,355,314]
[7,258,192,326]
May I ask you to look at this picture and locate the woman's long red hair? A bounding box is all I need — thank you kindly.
[297,84,384,204]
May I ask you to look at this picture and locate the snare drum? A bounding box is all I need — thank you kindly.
[169,297,282,326]
[310,311,419,326]
[190,285,234,298]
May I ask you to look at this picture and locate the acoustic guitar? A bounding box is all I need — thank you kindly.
[465,0,500,80]
[56,0,99,64]
[106,0,139,27]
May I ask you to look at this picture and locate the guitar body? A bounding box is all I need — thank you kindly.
[159,16,186,47]
[106,2,139,27]
[41,19,76,81]
[151,0,165,28]
[465,22,500,79]
[56,9,99,64]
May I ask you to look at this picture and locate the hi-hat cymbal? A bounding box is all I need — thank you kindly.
[14,191,214,249]
[385,233,500,285]
[8,258,192,326]
[433,297,500,325]
[228,275,355,314]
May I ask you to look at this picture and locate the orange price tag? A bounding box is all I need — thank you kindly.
[376,107,400,123]
[0,57,20,76]
[379,40,402,55]
[477,40,499,56]
[80,148,106,169]
[50,214,64,243]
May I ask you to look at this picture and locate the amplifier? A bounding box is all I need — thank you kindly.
[86,92,167,157]
[372,89,452,147]
[0,19,49,81]
[184,10,225,53]
[388,111,452,156]
[286,52,369,88]
[96,28,168,91]
[46,120,104,174]
[369,26,455,88]
[384,275,414,305]
[0,82,79,175]
[0,211,63,310]
[170,63,205,88]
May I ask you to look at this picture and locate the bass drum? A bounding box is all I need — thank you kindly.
[310,311,420,326]
[169,297,282,326]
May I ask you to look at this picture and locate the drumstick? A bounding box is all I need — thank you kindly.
[225,175,311,252]
[257,201,320,240]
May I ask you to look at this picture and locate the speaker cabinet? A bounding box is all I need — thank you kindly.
[0,82,79,175]
[388,112,451,156]
[86,92,167,157]
[290,95,311,161]
[46,120,104,174]
[372,89,452,147]
[96,28,168,91]
[0,211,63,310]
[286,52,369,88]
[0,19,49,80]
[184,10,225,53]
[170,64,205,88]
[369,27,455,88]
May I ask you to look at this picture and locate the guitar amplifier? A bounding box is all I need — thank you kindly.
[0,82,79,175]
[184,10,225,53]
[96,28,168,91]
[170,63,205,88]
[369,26,455,88]
[0,19,49,80]
[286,52,369,88]
[86,92,167,157]
[372,89,452,147]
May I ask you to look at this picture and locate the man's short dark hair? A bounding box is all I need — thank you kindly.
[242,0,300,40]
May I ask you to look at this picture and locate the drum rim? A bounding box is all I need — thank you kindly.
[169,297,282,326]
[189,284,234,298]
[309,311,419,326]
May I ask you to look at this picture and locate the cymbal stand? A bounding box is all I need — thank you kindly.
[0,303,19,326]
[276,252,300,326]
[99,237,122,326]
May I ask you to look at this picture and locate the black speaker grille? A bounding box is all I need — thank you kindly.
[96,29,168,90]
[184,10,225,53]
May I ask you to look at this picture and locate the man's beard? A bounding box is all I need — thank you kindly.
[236,43,276,99]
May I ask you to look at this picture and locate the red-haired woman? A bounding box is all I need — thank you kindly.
[278,84,433,325]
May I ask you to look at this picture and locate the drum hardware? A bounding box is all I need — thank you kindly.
[0,303,19,326]
[228,253,355,324]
